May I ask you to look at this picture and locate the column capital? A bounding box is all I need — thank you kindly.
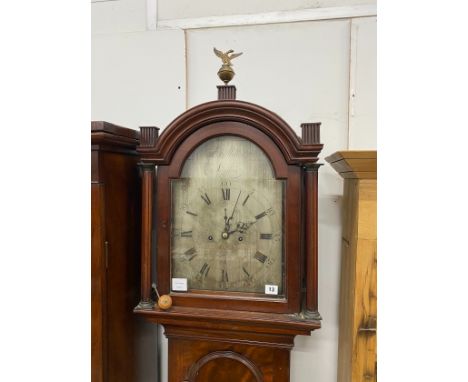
[303,163,323,171]
[137,162,156,171]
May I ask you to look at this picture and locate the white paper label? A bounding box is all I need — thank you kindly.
[265,284,278,295]
[172,278,188,292]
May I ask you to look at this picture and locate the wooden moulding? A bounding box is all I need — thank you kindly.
[136,306,320,339]
[184,350,264,382]
[137,100,323,165]
[91,121,140,153]
[325,150,377,179]
[165,326,295,350]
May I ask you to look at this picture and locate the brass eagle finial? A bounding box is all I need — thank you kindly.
[213,47,243,85]
[213,48,243,65]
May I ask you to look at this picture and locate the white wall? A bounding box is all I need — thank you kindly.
[92,29,186,129]
[348,17,377,149]
[92,2,376,381]
[91,0,187,129]
[92,0,147,34]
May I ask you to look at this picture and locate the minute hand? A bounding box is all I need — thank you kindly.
[226,190,242,228]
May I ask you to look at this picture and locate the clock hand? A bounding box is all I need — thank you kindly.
[234,208,273,234]
[227,221,255,235]
[226,221,251,235]
[235,220,257,234]
[225,190,242,229]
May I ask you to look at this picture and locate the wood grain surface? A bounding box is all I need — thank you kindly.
[327,151,377,382]
[91,122,145,382]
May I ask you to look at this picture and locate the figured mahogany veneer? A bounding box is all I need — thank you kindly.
[169,334,291,382]
[185,350,263,382]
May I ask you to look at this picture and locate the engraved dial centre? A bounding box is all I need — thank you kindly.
[170,136,284,295]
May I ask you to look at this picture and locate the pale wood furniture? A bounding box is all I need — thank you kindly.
[326,150,377,382]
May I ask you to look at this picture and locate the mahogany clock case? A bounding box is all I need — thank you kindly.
[133,85,323,382]
[136,91,323,318]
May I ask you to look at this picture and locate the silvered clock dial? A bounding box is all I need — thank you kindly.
[171,136,284,296]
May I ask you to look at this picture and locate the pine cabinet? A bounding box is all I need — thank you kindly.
[326,151,377,382]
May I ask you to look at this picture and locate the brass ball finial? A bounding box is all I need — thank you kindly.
[213,47,243,85]
[157,294,173,310]
[152,283,173,310]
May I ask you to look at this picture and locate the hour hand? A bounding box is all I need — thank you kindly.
[223,208,228,226]
[226,191,242,228]
[227,221,251,235]
[235,221,256,234]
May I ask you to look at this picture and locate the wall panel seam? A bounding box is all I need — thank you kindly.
[156,5,377,30]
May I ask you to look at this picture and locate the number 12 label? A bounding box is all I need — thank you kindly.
[265,284,278,295]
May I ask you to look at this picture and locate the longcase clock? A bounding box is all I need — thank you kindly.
[134,83,324,382]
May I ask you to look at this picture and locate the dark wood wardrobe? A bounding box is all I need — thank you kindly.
[91,121,157,382]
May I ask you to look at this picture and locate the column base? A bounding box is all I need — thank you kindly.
[135,300,154,311]
[290,310,322,321]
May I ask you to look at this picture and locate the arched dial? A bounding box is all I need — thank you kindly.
[170,136,284,296]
